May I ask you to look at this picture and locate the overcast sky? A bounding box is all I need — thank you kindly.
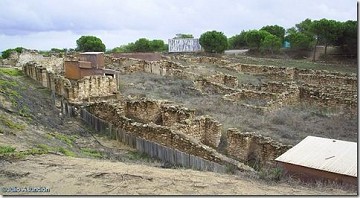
[0,0,357,51]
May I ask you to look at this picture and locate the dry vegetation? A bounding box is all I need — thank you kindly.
[119,70,357,145]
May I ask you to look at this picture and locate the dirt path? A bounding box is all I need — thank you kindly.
[0,154,354,195]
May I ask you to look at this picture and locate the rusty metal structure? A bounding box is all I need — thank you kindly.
[64,52,108,80]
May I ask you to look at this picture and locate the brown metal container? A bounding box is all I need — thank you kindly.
[79,52,105,69]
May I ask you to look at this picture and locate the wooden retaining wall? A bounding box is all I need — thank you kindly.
[79,108,227,173]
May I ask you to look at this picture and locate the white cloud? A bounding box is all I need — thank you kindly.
[0,0,357,51]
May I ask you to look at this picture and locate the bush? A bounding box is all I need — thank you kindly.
[76,36,106,52]
[261,34,282,54]
[113,39,167,53]
[245,30,271,51]
[228,31,248,49]
[2,49,14,59]
[199,30,228,53]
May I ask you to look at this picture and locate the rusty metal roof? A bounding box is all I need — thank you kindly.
[275,136,357,177]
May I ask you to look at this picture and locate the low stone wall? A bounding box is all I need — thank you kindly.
[161,104,195,126]
[299,86,357,112]
[87,102,252,171]
[169,55,231,66]
[112,52,163,61]
[296,74,357,88]
[194,79,238,95]
[224,63,356,88]
[205,73,238,88]
[16,51,63,73]
[225,128,292,168]
[106,54,356,112]
[224,90,278,102]
[116,98,222,149]
[23,62,118,103]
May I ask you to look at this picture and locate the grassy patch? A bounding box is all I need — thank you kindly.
[58,147,76,157]
[0,68,23,76]
[0,145,50,159]
[47,132,77,146]
[0,114,25,130]
[0,79,18,87]
[81,148,103,159]
[0,145,16,154]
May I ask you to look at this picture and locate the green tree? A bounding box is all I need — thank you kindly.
[133,38,151,52]
[261,34,282,54]
[245,30,271,51]
[310,19,342,57]
[149,39,166,52]
[174,34,194,39]
[295,18,313,35]
[260,25,285,42]
[228,31,248,49]
[286,32,314,50]
[76,36,106,52]
[1,47,25,59]
[335,20,357,57]
[199,30,228,53]
[285,19,315,52]
[50,48,65,53]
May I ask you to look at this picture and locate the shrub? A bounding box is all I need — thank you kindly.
[0,145,16,154]
[76,36,106,52]
[261,34,282,54]
[245,30,271,51]
[199,30,228,53]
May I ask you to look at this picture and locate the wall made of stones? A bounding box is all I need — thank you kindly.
[23,62,118,103]
[297,74,357,88]
[194,79,238,95]
[87,102,251,170]
[205,73,239,88]
[225,128,292,167]
[161,104,195,126]
[16,51,63,73]
[125,99,162,123]
[122,98,222,149]
[299,86,357,111]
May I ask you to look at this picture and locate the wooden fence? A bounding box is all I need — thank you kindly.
[79,108,227,173]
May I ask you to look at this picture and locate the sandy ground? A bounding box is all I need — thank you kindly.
[0,154,355,196]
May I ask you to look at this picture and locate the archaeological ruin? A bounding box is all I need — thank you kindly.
[17,51,357,173]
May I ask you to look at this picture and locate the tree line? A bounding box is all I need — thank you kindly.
[228,18,357,59]
[1,18,356,60]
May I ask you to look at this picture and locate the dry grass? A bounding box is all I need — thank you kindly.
[119,71,357,145]
[224,54,357,74]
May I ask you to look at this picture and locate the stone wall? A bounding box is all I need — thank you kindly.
[296,74,357,88]
[161,104,195,126]
[205,73,238,88]
[105,54,356,111]
[112,52,163,61]
[16,50,63,73]
[88,102,252,171]
[194,79,238,95]
[168,55,231,66]
[23,62,118,103]
[299,85,357,112]
[225,128,292,167]
[92,98,222,149]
